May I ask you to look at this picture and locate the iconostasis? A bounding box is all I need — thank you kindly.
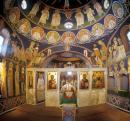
[26,68,107,107]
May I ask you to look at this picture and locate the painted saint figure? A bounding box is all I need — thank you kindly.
[19,19,31,34]
[85,7,96,23]
[117,37,126,61]
[112,37,118,62]
[28,2,40,19]
[28,71,33,88]
[47,48,52,56]
[119,61,128,90]
[51,10,61,28]
[38,7,49,25]
[94,0,104,16]
[5,0,12,10]
[75,9,84,27]
[93,44,103,66]
[98,40,107,63]
[113,64,120,91]
[15,64,20,96]
[47,31,59,44]
[80,73,89,89]
[48,75,56,89]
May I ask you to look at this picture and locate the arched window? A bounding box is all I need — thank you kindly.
[0,35,4,54]
[21,0,27,10]
[127,31,130,41]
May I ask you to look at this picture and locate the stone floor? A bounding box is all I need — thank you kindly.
[0,103,130,121]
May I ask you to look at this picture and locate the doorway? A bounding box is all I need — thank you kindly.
[60,71,77,105]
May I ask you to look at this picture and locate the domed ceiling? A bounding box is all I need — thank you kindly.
[1,0,129,67]
[15,0,114,43]
[41,0,91,9]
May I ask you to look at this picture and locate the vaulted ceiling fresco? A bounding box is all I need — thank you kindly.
[1,0,130,67]
[41,0,90,9]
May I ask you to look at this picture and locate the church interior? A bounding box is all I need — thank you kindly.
[0,0,130,121]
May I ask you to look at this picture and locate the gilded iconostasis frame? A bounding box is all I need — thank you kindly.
[26,68,107,107]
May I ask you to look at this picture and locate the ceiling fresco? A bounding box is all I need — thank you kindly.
[41,0,91,9]
[17,0,111,31]
[1,0,129,68]
[6,0,127,45]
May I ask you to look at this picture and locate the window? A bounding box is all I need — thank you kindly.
[127,31,130,41]
[0,35,4,53]
[21,0,27,10]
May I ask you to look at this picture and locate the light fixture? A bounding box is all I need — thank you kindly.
[21,0,27,10]
[0,35,4,42]
[127,31,130,41]
[67,71,72,76]
[64,21,73,29]
[0,35,4,53]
